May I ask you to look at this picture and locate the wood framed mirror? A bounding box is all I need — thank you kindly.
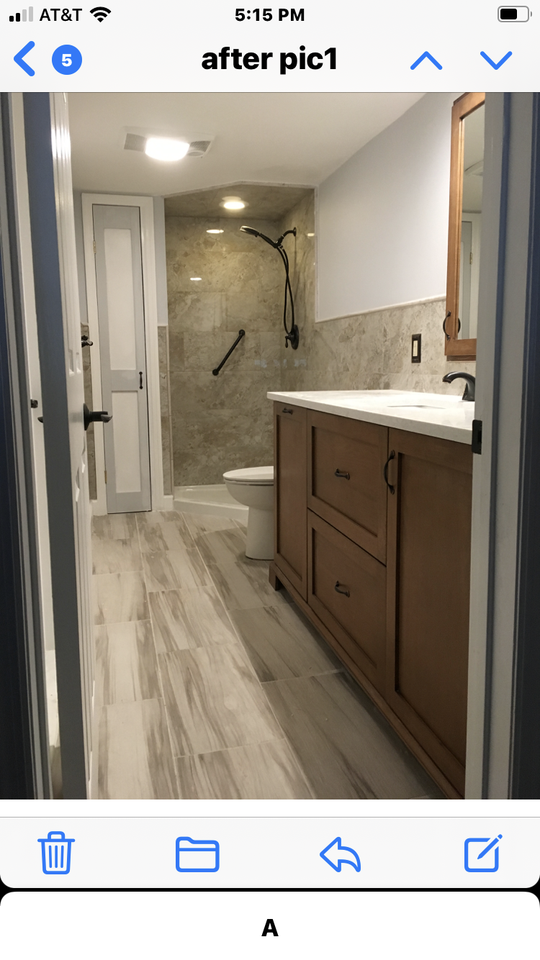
[445,91,485,361]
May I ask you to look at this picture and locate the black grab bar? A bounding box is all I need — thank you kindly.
[212,329,245,376]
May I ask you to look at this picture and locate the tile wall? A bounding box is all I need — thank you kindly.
[280,193,476,393]
[165,216,285,486]
[165,193,476,488]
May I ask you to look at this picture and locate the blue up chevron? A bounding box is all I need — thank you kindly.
[410,51,443,70]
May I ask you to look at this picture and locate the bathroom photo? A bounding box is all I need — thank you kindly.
[7,89,535,801]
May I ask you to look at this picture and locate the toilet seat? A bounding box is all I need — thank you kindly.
[223,465,274,485]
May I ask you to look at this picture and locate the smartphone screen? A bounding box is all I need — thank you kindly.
[0,1,538,955]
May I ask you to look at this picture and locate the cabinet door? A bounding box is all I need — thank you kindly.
[385,428,472,795]
[274,402,308,599]
[308,411,388,562]
[308,512,386,693]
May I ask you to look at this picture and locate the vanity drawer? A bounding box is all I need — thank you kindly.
[308,511,386,693]
[308,410,388,562]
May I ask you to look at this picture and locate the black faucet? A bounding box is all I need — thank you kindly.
[442,372,476,401]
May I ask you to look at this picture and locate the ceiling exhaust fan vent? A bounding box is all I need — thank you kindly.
[124,134,212,157]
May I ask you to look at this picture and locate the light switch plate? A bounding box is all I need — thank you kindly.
[411,333,421,363]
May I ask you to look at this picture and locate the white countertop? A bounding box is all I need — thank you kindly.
[267,390,474,444]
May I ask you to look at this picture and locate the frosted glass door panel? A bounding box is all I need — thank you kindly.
[93,204,151,513]
[112,392,142,493]
[103,228,137,370]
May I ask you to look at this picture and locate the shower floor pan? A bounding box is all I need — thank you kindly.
[174,483,248,520]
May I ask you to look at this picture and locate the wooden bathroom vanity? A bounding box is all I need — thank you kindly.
[268,390,474,798]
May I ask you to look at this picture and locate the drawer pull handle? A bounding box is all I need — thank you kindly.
[282,407,294,414]
[334,469,350,480]
[384,450,396,494]
[334,581,350,597]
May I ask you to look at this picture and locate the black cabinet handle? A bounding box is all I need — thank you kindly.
[334,469,350,480]
[442,312,461,339]
[282,407,294,414]
[384,450,396,494]
[139,371,143,390]
[334,581,350,597]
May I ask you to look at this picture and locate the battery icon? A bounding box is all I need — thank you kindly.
[498,6,530,19]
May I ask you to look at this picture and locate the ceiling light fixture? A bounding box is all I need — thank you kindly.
[207,229,224,234]
[221,196,245,210]
[144,137,190,161]
[190,277,202,281]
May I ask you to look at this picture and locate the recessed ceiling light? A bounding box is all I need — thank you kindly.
[145,137,190,161]
[207,229,224,234]
[190,277,202,281]
[221,196,246,210]
[307,232,315,237]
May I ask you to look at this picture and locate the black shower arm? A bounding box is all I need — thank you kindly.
[275,228,297,247]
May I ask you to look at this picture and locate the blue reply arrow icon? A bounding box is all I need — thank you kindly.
[320,837,361,873]
[14,41,36,76]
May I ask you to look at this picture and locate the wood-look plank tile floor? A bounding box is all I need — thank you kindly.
[92,510,444,800]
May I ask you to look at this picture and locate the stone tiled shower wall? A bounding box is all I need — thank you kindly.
[166,216,285,486]
[166,193,475,488]
[158,326,174,496]
[280,193,476,394]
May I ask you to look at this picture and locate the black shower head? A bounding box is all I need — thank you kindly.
[240,224,278,248]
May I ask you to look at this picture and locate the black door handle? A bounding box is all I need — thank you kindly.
[83,403,112,431]
[334,469,350,479]
[383,450,396,494]
[334,581,350,597]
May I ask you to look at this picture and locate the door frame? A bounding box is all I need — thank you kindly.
[82,193,168,515]
[466,93,540,798]
[0,93,52,799]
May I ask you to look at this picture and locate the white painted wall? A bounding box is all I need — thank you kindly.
[317,92,459,320]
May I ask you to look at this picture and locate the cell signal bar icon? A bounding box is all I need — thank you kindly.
[90,6,111,20]
[9,6,33,21]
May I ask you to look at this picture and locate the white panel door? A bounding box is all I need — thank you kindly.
[93,204,151,513]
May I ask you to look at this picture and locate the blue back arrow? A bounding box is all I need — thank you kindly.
[14,41,36,77]
[410,51,443,71]
[320,837,361,873]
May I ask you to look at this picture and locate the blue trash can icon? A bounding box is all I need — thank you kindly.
[38,831,75,874]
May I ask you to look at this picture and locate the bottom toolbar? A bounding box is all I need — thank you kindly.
[0,817,538,888]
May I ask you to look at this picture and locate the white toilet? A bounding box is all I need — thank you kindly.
[223,466,274,560]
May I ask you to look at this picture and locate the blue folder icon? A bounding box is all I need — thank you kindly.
[175,836,220,873]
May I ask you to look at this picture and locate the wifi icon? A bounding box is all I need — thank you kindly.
[90,6,111,20]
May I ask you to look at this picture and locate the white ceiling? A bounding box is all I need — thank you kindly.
[68,92,424,196]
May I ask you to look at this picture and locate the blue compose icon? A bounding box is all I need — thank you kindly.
[464,834,502,873]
